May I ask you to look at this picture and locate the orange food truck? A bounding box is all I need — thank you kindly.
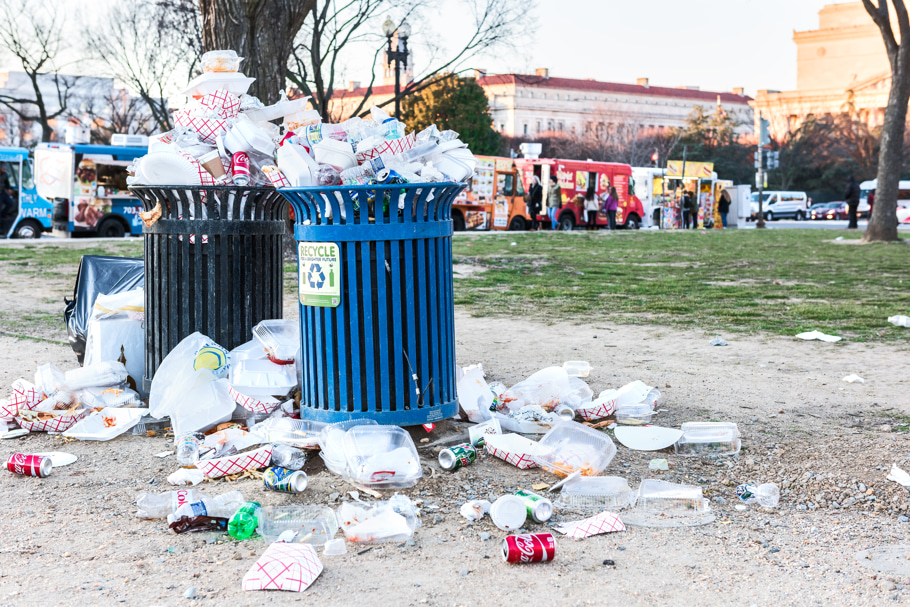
[452,156,645,231]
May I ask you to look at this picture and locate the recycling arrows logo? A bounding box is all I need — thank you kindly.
[307,263,326,289]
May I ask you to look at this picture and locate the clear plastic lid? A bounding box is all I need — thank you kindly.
[318,419,379,471]
[202,50,243,73]
[531,420,616,477]
[250,417,326,449]
[251,319,300,362]
[674,422,741,457]
[230,359,297,397]
[556,476,634,511]
[342,425,422,488]
[562,361,592,377]
[635,479,709,512]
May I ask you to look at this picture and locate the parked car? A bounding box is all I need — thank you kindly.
[807,202,830,220]
[820,202,848,220]
[749,191,809,221]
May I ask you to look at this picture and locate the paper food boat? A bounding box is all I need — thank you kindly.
[484,433,539,469]
[196,445,273,479]
[16,408,90,433]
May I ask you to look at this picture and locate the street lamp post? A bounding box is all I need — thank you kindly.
[382,17,410,120]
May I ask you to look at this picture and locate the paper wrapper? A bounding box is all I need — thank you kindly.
[198,89,241,119]
[262,165,290,188]
[575,397,617,421]
[174,112,230,145]
[242,542,323,593]
[354,132,416,163]
[16,408,90,433]
[229,386,281,415]
[555,511,625,539]
[485,438,539,470]
[195,445,272,479]
[3,379,44,418]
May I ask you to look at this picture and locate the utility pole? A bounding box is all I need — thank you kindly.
[756,114,770,229]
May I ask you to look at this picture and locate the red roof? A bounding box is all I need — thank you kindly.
[335,74,752,104]
[478,74,752,104]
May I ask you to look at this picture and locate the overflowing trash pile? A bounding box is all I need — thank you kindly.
[127,49,478,207]
[2,327,784,594]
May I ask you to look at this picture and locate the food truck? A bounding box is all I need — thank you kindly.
[654,160,720,229]
[35,142,148,238]
[452,156,645,231]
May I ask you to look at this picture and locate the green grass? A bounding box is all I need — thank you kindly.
[0,242,143,279]
[452,230,910,343]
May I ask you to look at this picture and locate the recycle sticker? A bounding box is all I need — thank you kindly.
[298,242,340,307]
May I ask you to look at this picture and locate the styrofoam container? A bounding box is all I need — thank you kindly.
[313,139,357,170]
[342,425,422,488]
[634,479,709,512]
[245,97,310,123]
[62,407,148,441]
[257,505,338,545]
[182,72,255,97]
[674,422,741,457]
[555,476,634,511]
[531,420,616,477]
[252,319,299,362]
[230,339,268,363]
[230,359,297,397]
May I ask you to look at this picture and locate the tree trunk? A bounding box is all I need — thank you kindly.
[197,0,315,104]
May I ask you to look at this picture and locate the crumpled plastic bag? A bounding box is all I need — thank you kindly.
[149,332,229,419]
[886,463,910,488]
[498,367,571,413]
[459,499,491,521]
[456,364,493,422]
[338,495,421,543]
[171,378,235,437]
[168,467,205,486]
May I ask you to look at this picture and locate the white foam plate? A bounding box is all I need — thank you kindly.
[614,426,683,451]
[1,429,29,439]
[182,72,256,97]
[32,451,77,466]
[139,152,202,186]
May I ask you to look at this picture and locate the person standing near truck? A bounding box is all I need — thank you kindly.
[583,185,599,230]
[546,174,561,230]
[717,187,732,228]
[844,175,860,229]
[527,175,543,231]
[601,185,619,230]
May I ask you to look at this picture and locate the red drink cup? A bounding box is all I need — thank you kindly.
[501,532,556,563]
[7,453,52,477]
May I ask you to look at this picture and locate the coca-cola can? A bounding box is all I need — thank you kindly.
[501,532,556,563]
[231,152,250,186]
[7,453,52,478]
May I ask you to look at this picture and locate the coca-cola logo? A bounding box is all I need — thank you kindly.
[514,534,537,563]
[176,490,189,506]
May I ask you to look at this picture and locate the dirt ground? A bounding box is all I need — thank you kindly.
[2,245,910,606]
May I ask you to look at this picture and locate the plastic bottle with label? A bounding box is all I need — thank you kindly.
[270,444,307,470]
[167,490,245,525]
[228,501,262,540]
[135,489,208,519]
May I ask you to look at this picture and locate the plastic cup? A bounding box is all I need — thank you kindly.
[490,495,527,531]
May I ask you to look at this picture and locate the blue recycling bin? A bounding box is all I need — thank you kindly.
[280,181,466,426]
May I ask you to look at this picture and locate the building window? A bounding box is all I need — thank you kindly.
[557,122,563,132]
[536,121,541,133]
[528,91,533,99]
[541,93,546,99]
[523,123,528,135]
[499,123,504,131]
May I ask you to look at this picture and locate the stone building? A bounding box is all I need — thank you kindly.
[750,1,892,139]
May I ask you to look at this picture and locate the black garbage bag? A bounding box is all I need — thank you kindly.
[64,255,144,364]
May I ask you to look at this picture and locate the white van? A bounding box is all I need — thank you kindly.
[749,191,809,221]
[859,179,910,219]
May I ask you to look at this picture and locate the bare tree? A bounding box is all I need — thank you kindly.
[87,0,200,132]
[80,91,156,144]
[861,0,910,242]
[198,0,316,104]
[0,0,80,142]
[289,0,530,120]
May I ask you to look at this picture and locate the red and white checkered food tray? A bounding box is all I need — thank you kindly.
[197,89,241,119]
[555,510,625,539]
[196,445,272,479]
[229,386,281,415]
[576,395,618,421]
[1,379,44,418]
[174,111,229,145]
[354,132,416,163]
[242,542,323,593]
[484,433,539,469]
[16,408,90,433]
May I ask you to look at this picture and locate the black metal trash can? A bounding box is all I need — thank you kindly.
[130,186,287,391]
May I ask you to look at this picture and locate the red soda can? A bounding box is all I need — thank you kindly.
[7,453,52,478]
[231,152,251,186]
[501,532,556,563]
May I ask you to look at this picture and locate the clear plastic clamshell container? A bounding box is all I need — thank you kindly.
[343,425,423,488]
[634,479,710,513]
[201,49,242,73]
[555,476,634,511]
[256,505,338,545]
[562,361,592,378]
[230,359,297,397]
[252,319,300,363]
[250,417,326,449]
[80,386,141,408]
[674,422,741,457]
[318,419,379,476]
[614,403,657,425]
[531,420,616,477]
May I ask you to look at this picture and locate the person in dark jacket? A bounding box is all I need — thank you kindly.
[527,175,543,231]
[0,167,13,236]
[680,189,692,229]
[717,187,732,228]
[845,175,861,229]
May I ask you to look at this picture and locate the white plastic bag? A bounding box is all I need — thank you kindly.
[498,367,571,413]
[149,332,228,419]
[456,364,493,422]
[84,288,145,393]
[171,378,235,436]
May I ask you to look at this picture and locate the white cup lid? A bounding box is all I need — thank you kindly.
[490,495,527,531]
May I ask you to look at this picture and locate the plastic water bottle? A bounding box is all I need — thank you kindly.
[736,483,780,507]
[889,315,910,327]
[270,444,307,470]
[176,434,201,467]
[135,489,208,519]
[64,361,128,391]
[228,501,262,539]
[167,490,245,524]
[340,164,374,185]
